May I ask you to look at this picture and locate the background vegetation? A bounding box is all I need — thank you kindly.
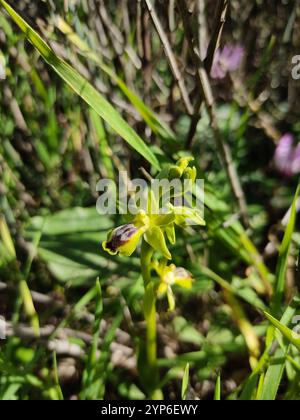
[0,0,300,400]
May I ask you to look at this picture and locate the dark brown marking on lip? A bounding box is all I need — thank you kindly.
[105,224,138,253]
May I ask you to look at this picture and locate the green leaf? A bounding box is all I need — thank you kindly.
[89,109,114,179]
[240,297,300,400]
[240,374,259,400]
[81,308,124,400]
[56,17,177,145]
[52,352,64,401]
[258,297,300,400]
[181,363,189,400]
[214,372,221,400]
[259,347,287,401]
[0,0,160,170]
[258,184,300,399]
[81,279,104,400]
[0,215,39,335]
[272,184,300,316]
[264,312,300,352]
[0,214,16,260]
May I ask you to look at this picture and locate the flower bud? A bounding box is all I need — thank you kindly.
[157,157,195,181]
[182,166,197,183]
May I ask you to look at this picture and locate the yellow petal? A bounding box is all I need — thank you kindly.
[167,287,176,311]
[175,278,193,289]
[157,282,168,296]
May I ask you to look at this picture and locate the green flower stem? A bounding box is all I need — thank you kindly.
[140,240,162,399]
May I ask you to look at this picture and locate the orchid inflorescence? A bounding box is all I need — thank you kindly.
[102,157,205,310]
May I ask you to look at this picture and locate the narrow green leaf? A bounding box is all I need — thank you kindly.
[19,279,40,336]
[89,109,114,179]
[259,347,288,400]
[240,374,259,400]
[264,312,300,352]
[0,0,160,170]
[241,296,300,400]
[181,363,189,400]
[0,214,39,335]
[81,279,103,400]
[0,214,16,259]
[255,373,265,400]
[272,184,300,316]
[56,17,177,145]
[52,352,64,401]
[259,186,300,400]
[259,296,300,400]
[214,372,221,400]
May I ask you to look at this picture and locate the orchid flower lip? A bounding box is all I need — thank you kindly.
[103,224,139,254]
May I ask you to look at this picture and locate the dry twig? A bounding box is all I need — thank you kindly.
[144,0,194,116]
[186,0,229,149]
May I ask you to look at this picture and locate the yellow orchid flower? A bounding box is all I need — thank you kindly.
[102,157,205,260]
[102,211,173,259]
[102,212,149,257]
[154,262,193,311]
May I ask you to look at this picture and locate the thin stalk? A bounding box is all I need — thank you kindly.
[144,0,194,116]
[140,240,162,399]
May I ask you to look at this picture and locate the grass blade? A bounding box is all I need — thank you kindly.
[264,312,300,352]
[0,214,16,259]
[225,290,260,369]
[56,17,177,145]
[81,279,103,400]
[241,296,300,400]
[181,363,189,400]
[52,352,64,401]
[258,184,300,398]
[214,372,221,400]
[0,214,39,335]
[272,184,300,316]
[259,346,288,400]
[89,109,114,179]
[259,296,300,400]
